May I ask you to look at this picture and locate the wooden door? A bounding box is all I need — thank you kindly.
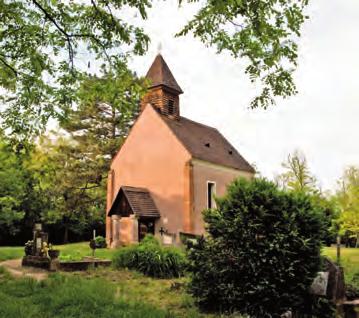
[138,219,155,241]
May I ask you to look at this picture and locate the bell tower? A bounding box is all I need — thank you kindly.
[141,54,183,119]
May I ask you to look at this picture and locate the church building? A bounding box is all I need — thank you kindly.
[106,54,255,247]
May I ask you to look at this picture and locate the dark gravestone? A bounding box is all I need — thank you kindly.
[22,223,59,271]
[310,258,345,302]
[284,258,349,318]
[288,258,346,317]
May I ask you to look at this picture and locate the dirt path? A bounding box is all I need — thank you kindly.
[0,259,48,281]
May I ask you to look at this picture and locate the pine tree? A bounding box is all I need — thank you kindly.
[40,63,146,242]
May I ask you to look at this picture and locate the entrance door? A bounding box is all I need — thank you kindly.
[138,219,155,241]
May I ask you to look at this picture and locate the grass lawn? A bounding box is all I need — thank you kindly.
[0,244,357,317]
[323,246,359,287]
[0,265,230,318]
[0,267,178,318]
[69,267,208,317]
[0,242,117,262]
[0,246,24,262]
[56,242,117,261]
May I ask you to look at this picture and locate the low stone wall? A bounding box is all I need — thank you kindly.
[22,255,112,272]
[59,259,112,271]
[22,255,50,270]
[342,300,359,318]
[22,255,60,272]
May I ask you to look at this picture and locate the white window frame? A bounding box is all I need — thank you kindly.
[206,181,217,209]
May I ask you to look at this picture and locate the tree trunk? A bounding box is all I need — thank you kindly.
[356,233,359,248]
[64,225,69,244]
[111,106,117,159]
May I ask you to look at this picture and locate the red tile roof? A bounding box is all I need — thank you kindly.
[161,114,255,173]
[108,186,160,218]
[146,54,183,94]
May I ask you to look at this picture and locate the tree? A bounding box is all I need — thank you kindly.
[0,0,150,137]
[28,136,104,243]
[32,64,145,243]
[0,135,26,239]
[276,150,317,193]
[276,151,339,246]
[187,177,327,317]
[336,166,359,247]
[1,1,310,137]
[178,0,309,109]
[62,61,146,160]
[0,132,48,244]
[311,192,340,247]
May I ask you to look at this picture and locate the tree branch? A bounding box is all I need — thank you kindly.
[31,0,74,68]
[230,20,244,29]
[0,56,18,77]
[70,33,111,63]
[78,184,102,190]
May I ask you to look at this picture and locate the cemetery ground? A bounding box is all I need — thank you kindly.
[0,243,358,318]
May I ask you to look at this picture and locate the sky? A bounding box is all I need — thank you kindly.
[127,0,359,192]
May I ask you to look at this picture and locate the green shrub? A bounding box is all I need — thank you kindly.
[112,235,186,278]
[187,178,327,317]
[346,283,359,300]
[94,236,107,248]
[140,233,160,246]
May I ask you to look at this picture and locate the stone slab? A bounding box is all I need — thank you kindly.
[59,259,112,271]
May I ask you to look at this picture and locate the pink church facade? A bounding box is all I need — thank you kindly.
[106,54,255,247]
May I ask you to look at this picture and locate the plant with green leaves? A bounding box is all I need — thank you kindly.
[62,61,147,161]
[336,166,359,247]
[25,63,145,243]
[30,135,106,243]
[0,0,150,138]
[276,150,340,246]
[94,236,107,249]
[178,0,309,109]
[276,150,317,193]
[113,235,186,278]
[187,177,327,317]
[0,136,25,237]
[0,132,49,243]
[1,0,310,138]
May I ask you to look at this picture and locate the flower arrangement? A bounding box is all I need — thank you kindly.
[24,240,34,256]
[47,244,60,259]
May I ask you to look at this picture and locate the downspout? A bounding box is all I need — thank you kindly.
[183,160,194,234]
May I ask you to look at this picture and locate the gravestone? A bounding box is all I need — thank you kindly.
[310,271,329,296]
[288,258,346,317]
[32,223,48,256]
[310,258,345,302]
[22,223,59,271]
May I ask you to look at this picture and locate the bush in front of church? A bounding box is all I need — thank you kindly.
[187,177,327,317]
[112,235,186,278]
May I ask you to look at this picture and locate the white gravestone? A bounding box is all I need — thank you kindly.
[163,234,173,245]
[310,271,329,296]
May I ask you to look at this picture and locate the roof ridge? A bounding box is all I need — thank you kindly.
[177,116,218,131]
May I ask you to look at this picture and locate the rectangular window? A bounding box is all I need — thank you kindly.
[207,181,216,209]
[168,100,175,115]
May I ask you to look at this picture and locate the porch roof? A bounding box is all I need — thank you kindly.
[108,186,160,218]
